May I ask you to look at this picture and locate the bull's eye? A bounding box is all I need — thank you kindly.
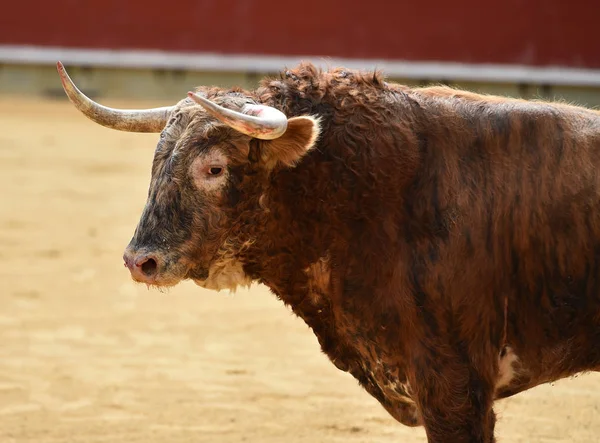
[191,155,228,188]
[207,166,224,176]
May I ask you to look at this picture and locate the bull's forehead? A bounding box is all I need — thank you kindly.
[161,101,208,142]
[161,92,256,144]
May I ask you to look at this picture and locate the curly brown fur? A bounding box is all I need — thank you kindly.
[122,62,600,442]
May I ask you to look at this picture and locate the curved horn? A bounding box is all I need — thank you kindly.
[57,62,173,133]
[187,91,288,140]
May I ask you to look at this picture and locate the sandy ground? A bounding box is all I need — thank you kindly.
[1,96,599,443]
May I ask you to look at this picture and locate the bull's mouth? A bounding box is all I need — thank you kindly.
[129,260,252,293]
[131,266,188,288]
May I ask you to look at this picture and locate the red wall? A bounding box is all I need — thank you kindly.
[3,0,599,69]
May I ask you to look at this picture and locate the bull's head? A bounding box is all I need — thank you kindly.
[57,62,320,291]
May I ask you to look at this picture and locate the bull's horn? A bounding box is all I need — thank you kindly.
[187,91,287,140]
[57,62,173,133]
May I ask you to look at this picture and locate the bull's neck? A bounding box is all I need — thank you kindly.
[240,164,337,302]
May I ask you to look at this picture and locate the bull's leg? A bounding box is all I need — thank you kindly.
[411,355,497,443]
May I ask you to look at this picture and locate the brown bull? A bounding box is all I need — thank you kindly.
[57,61,600,443]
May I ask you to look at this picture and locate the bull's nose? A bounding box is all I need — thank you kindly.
[123,251,135,270]
[123,250,160,282]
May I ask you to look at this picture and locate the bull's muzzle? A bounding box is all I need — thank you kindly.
[123,249,161,284]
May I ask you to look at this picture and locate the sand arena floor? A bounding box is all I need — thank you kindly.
[1,97,599,442]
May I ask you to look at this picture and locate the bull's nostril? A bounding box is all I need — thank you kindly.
[141,258,158,276]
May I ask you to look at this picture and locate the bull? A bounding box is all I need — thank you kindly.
[57,61,600,443]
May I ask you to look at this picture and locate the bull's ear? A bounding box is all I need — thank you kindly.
[260,116,321,168]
